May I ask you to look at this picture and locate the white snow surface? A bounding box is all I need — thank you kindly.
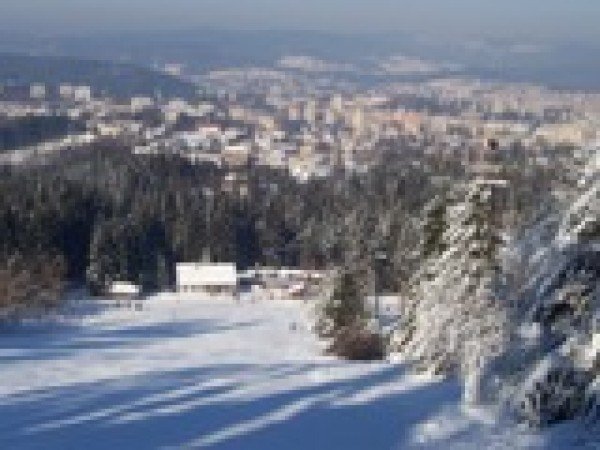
[0,294,591,449]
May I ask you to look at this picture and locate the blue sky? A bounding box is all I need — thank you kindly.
[1,0,598,42]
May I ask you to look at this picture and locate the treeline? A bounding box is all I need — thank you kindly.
[0,115,86,152]
[0,141,565,308]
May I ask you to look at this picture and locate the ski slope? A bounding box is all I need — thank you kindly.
[0,295,589,449]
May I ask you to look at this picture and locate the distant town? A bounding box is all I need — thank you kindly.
[2,56,599,179]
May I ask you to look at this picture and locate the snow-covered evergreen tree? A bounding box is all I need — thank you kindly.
[391,144,599,429]
[487,145,599,427]
[391,178,512,404]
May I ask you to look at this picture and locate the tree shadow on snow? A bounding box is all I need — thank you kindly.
[0,362,459,450]
[0,319,262,363]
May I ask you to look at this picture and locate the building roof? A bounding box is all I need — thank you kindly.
[176,262,237,287]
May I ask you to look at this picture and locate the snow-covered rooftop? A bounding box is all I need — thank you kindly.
[176,262,237,287]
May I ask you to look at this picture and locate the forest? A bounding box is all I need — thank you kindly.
[0,140,564,307]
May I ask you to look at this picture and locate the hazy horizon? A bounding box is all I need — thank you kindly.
[2,0,599,44]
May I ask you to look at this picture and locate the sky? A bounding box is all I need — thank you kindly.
[1,0,599,43]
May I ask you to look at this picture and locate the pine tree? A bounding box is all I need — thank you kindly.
[494,147,600,426]
[316,268,386,360]
[392,179,511,404]
[316,270,368,338]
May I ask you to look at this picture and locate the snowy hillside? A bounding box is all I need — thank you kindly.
[0,295,593,449]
